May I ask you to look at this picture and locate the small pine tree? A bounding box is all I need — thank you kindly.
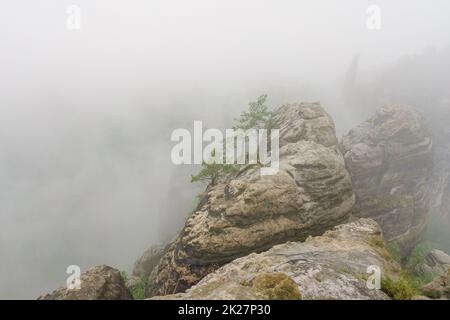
[233,94,277,163]
[191,95,277,186]
[191,150,239,185]
[233,94,276,130]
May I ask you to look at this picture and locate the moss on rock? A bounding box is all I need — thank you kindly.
[251,273,301,300]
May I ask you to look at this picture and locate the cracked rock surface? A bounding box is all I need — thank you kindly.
[151,219,400,300]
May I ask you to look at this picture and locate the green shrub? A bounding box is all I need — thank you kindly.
[381,275,418,300]
[129,276,148,300]
[120,270,148,300]
[120,270,129,282]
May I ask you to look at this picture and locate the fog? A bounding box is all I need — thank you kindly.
[1,0,449,299]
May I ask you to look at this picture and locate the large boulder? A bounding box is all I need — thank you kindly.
[151,219,401,300]
[341,105,433,256]
[146,102,355,297]
[38,265,133,300]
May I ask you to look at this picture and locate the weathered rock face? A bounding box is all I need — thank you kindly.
[38,265,133,300]
[427,100,450,223]
[421,268,450,299]
[415,249,450,278]
[146,102,355,297]
[341,105,433,256]
[151,219,401,300]
[132,245,165,278]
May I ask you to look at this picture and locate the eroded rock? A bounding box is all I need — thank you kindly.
[341,105,433,256]
[151,219,400,300]
[38,265,133,300]
[415,249,450,278]
[146,102,355,297]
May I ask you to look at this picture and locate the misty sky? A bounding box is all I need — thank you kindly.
[1,0,450,299]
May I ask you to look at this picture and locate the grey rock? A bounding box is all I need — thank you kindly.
[341,105,433,256]
[146,102,355,297]
[415,249,450,277]
[151,219,400,300]
[38,265,133,300]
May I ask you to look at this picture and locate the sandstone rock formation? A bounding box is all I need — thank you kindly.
[341,105,433,256]
[421,268,450,299]
[415,249,450,278]
[146,102,355,297]
[151,219,401,300]
[38,265,133,300]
